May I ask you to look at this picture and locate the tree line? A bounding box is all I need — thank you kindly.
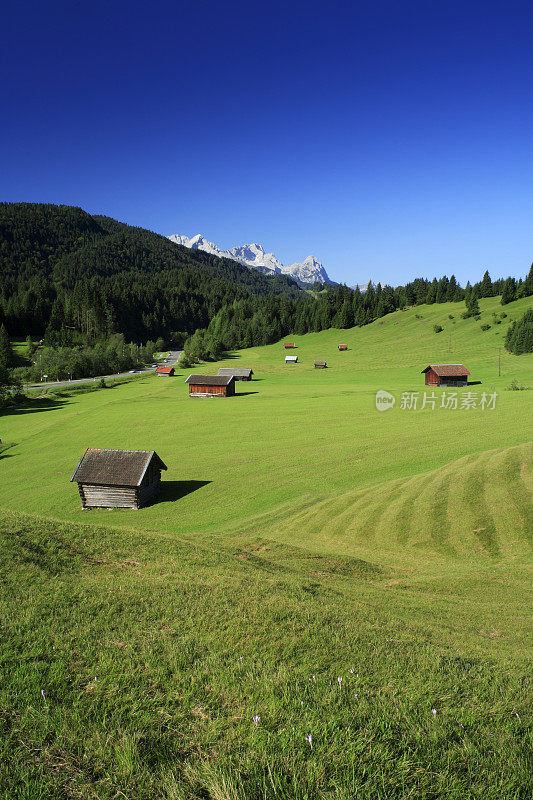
[182,267,533,361]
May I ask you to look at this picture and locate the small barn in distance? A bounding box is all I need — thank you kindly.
[285,355,298,364]
[283,342,296,349]
[338,344,348,351]
[186,374,235,397]
[71,449,167,509]
[156,365,175,376]
[217,367,253,382]
[421,364,471,387]
[314,360,327,368]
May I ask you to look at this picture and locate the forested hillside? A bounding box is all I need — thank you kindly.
[184,266,533,359]
[0,203,300,343]
[1,203,532,360]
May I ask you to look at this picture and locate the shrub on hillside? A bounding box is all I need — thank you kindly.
[480,324,491,331]
[506,379,530,391]
[433,324,443,333]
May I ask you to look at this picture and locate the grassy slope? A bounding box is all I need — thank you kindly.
[0,513,531,800]
[1,296,532,799]
[1,296,531,540]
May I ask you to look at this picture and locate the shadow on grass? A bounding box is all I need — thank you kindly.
[468,380,482,386]
[0,443,16,460]
[234,391,259,397]
[2,396,70,416]
[158,480,211,503]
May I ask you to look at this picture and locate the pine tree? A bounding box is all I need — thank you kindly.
[446,275,458,301]
[480,270,493,298]
[524,264,533,297]
[436,276,449,303]
[469,295,480,315]
[0,324,13,367]
[426,279,438,304]
[363,281,375,315]
[505,309,533,354]
[340,300,354,329]
[501,277,517,305]
[25,335,35,358]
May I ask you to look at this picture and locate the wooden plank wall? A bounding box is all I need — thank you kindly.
[189,385,228,396]
[137,476,161,507]
[80,484,138,508]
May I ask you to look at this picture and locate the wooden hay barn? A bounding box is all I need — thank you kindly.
[283,342,296,349]
[421,364,471,387]
[338,344,348,351]
[156,366,175,376]
[217,367,253,382]
[314,360,327,368]
[71,449,167,509]
[185,374,235,397]
[285,355,298,364]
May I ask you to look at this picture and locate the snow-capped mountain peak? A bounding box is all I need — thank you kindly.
[168,233,333,286]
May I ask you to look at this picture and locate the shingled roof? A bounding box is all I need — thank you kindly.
[70,449,167,487]
[217,368,253,378]
[421,364,471,376]
[185,374,235,386]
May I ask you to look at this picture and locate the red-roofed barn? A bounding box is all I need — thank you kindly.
[421,364,471,387]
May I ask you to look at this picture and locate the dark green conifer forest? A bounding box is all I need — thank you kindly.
[505,308,533,355]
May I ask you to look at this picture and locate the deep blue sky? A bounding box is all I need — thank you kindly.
[2,0,532,286]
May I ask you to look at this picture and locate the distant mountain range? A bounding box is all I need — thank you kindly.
[168,233,333,287]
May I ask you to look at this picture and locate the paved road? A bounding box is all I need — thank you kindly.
[23,350,183,391]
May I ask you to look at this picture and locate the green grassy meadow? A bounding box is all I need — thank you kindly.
[1,296,532,798]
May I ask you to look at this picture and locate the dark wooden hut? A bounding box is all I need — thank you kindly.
[71,449,167,509]
[421,364,471,387]
[156,366,175,376]
[338,344,348,351]
[285,355,298,364]
[283,342,296,349]
[185,374,235,397]
[314,360,327,368]
[217,367,253,382]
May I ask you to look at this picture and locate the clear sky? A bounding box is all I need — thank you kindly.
[1,0,532,286]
